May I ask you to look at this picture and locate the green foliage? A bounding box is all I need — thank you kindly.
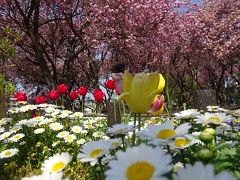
[0,27,20,64]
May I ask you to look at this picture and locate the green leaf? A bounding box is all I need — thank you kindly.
[0,144,7,152]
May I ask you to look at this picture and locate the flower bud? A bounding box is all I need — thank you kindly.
[197,148,214,161]
[199,131,213,143]
[204,128,216,136]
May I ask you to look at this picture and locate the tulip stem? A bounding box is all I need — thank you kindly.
[138,114,141,131]
[132,113,137,145]
[122,101,126,123]
[113,98,117,123]
[61,96,64,107]
[81,97,85,114]
[165,103,171,118]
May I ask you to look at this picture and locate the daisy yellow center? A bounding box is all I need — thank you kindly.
[126,161,155,180]
[207,116,221,123]
[220,126,226,130]
[66,136,72,140]
[89,149,103,158]
[51,161,65,172]
[112,142,120,147]
[175,138,189,147]
[0,122,3,125]
[35,117,41,121]
[14,135,20,139]
[4,151,12,156]
[157,129,176,139]
[117,129,124,133]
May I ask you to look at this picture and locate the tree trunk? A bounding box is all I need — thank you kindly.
[106,101,121,127]
[193,89,217,110]
[0,88,6,118]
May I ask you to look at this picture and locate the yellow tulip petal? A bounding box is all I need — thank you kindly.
[123,71,133,93]
[158,74,165,93]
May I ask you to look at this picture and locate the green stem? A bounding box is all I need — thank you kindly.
[180,149,185,166]
[138,114,141,131]
[95,103,98,114]
[98,159,104,176]
[164,103,171,118]
[113,98,117,122]
[166,62,171,113]
[61,96,64,107]
[122,101,126,123]
[82,97,85,113]
[132,113,137,145]
[121,136,126,151]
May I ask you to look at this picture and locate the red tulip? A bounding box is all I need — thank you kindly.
[32,113,39,118]
[48,90,59,100]
[69,91,78,100]
[93,88,104,102]
[15,92,27,101]
[113,79,123,95]
[105,80,115,90]
[77,86,88,96]
[57,84,69,94]
[35,95,46,104]
[150,95,164,115]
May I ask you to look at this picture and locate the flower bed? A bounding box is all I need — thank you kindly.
[0,102,240,179]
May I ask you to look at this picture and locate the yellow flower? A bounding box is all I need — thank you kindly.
[119,72,165,113]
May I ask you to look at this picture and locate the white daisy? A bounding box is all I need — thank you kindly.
[0,148,19,158]
[49,122,64,131]
[34,128,45,134]
[21,171,67,180]
[83,121,94,129]
[41,152,72,173]
[45,107,57,113]
[102,154,114,165]
[71,126,83,134]
[105,144,172,180]
[107,138,122,149]
[64,134,77,143]
[76,139,86,145]
[92,131,105,138]
[81,130,88,135]
[0,127,5,133]
[31,116,45,122]
[0,120,8,126]
[139,120,191,145]
[107,124,135,135]
[38,118,55,125]
[174,161,236,180]
[206,105,220,112]
[25,120,38,127]
[9,133,25,142]
[174,109,199,119]
[195,113,233,125]
[1,117,13,122]
[73,112,83,118]
[167,135,200,149]
[0,132,12,140]
[77,140,112,166]
[57,131,70,139]
[10,125,22,133]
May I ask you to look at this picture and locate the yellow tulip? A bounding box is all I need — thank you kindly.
[119,71,165,114]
